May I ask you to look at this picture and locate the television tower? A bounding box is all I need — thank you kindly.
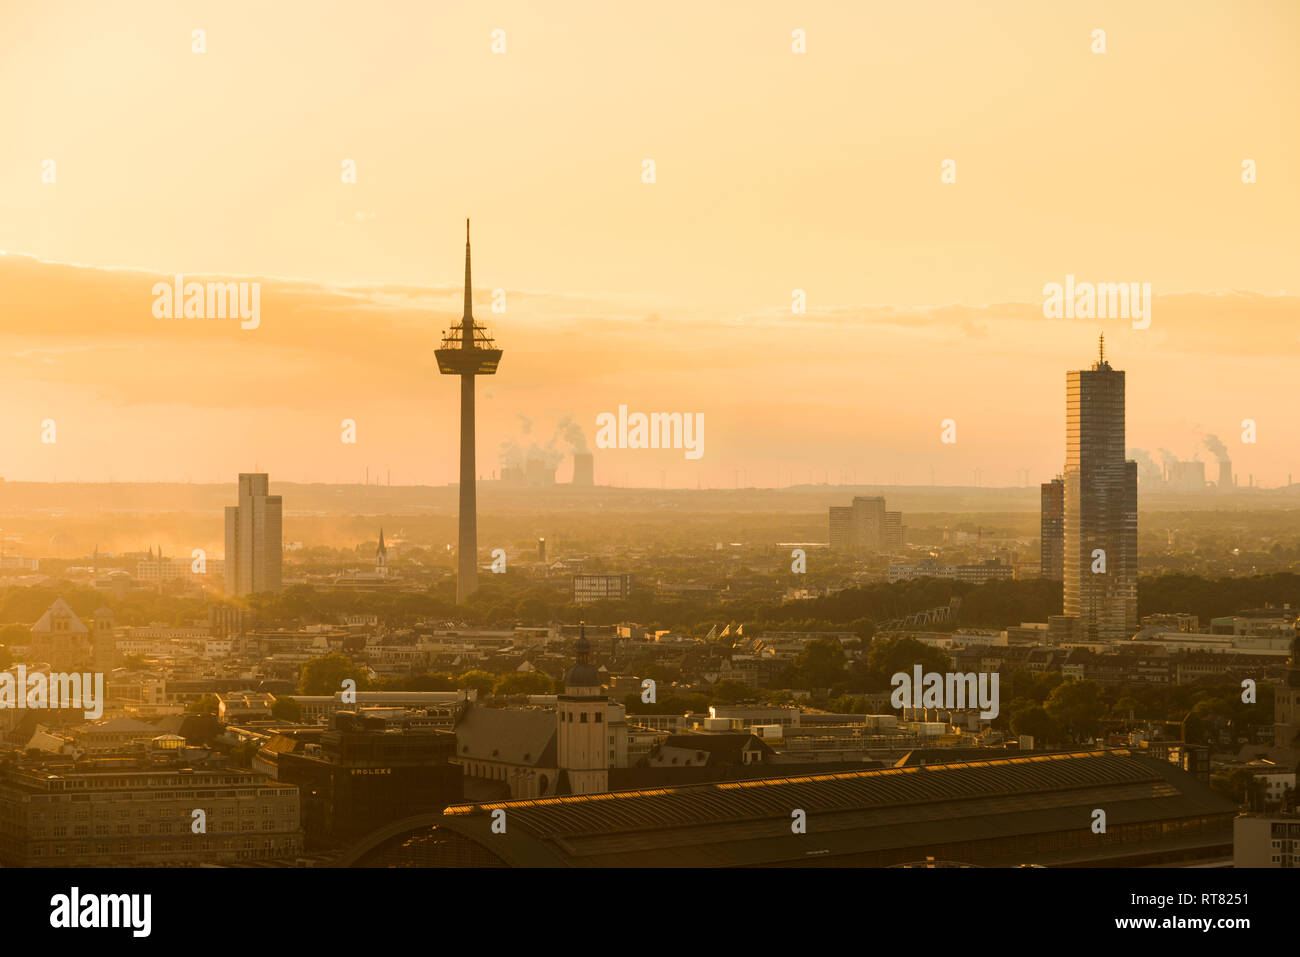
[436,219,503,602]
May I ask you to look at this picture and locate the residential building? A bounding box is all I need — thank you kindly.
[224,472,283,596]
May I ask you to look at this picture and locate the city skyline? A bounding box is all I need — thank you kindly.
[0,0,1295,895]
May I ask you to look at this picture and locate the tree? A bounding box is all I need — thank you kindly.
[515,597,550,623]
[1044,679,1106,742]
[232,739,262,767]
[848,617,876,641]
[485,601,518,625]
[299,653,369,696]
[643,663,683,685]
[399,672,457,692]
[0,623,29,648]
[865,636,950,690]
[711,680,754,704]
[1010,704,1059,747]
[796,639,847,689]
[271,695,302,721]
[1210,767,1265,810]
[493,672,556,696]
[186,694,219,715]
[458,670,496,699]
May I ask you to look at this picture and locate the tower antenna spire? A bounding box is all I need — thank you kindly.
[462,218,473,337]
[1099,333,1105,364]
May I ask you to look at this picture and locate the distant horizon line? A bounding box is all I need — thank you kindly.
[0,479,1295,493]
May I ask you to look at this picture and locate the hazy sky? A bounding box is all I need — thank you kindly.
[1,1,1296,488]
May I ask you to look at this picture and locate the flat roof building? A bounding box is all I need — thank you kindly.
[0,758,301,867]
[340,749,1234,868]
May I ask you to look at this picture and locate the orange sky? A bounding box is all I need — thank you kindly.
[0,1,1297,488]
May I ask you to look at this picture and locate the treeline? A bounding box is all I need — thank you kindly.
[1135,573,1300,625]
[3,572,1300,635]
[749,572,1300,633]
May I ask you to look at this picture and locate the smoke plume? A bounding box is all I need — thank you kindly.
[1203,434,1230,463]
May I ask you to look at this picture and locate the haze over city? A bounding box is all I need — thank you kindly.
[2,0,1297,488]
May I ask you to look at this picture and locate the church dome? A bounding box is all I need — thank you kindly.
[565,627,601,688]
[565,662,601,688]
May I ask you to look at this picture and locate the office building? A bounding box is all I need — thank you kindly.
[573,574,633,605]
[0,759,302,866]
[888,558,1013,584]
[1062,339,1138,640]
[884,511,905,548]
[1234,813,1300,868]
[829,507,854,550]
[259,709,462,848]
[224,472,283,596]
[828,496,899,553]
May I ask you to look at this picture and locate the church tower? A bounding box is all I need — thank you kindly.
[375,528,388,577]
[90,606,116,673]
[556,623,609,795]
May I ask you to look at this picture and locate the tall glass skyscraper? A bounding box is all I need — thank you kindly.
[1063,340,1137,640]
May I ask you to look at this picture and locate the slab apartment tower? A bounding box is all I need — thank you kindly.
[829,496,903,552]
[224,473,282,596]
[436,221,502,603]
[1040,477,1064,580]
[1062,338,1138,640]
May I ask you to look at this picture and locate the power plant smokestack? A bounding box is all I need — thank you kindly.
[572,452,594,486]
[1203,434,1232,490]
